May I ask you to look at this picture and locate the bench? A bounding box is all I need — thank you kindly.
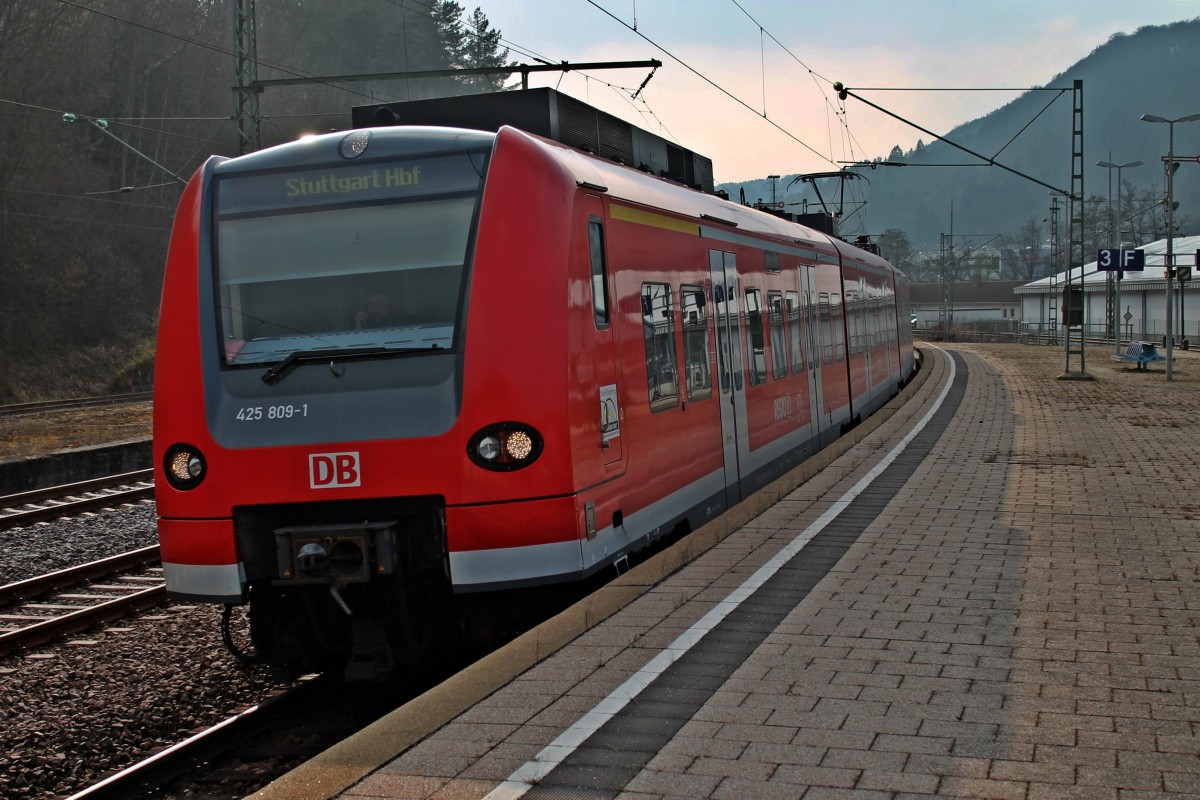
[1111,341,1166,371]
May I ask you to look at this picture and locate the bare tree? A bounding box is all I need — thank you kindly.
[1001,217,1045,281]
[0,0,483,400]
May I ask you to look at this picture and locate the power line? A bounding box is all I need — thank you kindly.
[0,97,69,116]
[584,0,835,168]
[723,0,870,167]
[2,97,356,126]
[1,186,174,209]
[0,209,172,232]
[835,83,1073,196]
[62,113,188,184]
[41,0,679,172]
[383,0,552,69]
[375,0,680,145]
[726,0,832,84]
[2,97,217,146]
[44,0,670,152]
[52,0,398,105]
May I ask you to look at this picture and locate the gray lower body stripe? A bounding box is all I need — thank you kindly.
[523,352,968,799]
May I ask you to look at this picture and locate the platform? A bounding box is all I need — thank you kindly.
[253,343,1200,800]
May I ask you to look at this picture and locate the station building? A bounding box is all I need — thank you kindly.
[1016,234,1200,344]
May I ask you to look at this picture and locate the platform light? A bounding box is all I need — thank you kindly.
[1140,112,1200,380]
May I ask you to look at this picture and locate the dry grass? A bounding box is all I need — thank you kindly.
[0,402,152,462]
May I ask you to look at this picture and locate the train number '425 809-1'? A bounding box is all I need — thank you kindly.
[236,404,309,422]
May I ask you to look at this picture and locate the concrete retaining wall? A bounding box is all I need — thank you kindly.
[0,440,153,495]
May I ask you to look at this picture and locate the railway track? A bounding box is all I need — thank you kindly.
[0,546,165,658]
[63,674,337,800]
[63,664,442,800]
[0,392,152,417]
[0,469,155,531]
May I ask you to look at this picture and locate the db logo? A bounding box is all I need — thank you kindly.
[309,452,361,489]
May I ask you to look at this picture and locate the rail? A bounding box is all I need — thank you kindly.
[0,392,152,417]
[0,547,166,657]
[0,470,155,531]
[64,675,331,800]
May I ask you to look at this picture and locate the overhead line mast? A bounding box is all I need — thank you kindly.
[232,0,259,155]
[833,80,1088,376]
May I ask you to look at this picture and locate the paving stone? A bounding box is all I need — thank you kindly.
[318,345,1200,800]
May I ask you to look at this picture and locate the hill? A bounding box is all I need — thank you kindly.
[720,19,1200,253]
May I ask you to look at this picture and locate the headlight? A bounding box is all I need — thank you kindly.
[468,423,543,471]
[163,444,206,489]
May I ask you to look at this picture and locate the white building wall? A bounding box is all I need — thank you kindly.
[1016,236,1200,344]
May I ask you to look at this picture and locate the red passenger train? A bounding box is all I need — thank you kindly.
[153,119,914,676]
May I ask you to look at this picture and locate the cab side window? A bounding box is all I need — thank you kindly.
[589,218,610,328]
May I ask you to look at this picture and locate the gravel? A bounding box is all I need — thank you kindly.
[0,503,160,585]
[0,504,293,800]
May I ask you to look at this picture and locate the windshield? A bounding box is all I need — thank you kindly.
[214,149,488,366]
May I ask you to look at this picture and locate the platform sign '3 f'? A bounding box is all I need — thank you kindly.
[1097,248,1145,272]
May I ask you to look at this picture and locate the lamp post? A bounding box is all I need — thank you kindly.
[1097,159,1142,355]
[1141,113,1200,380]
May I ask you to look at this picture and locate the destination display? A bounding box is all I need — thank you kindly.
[217,151,488,216]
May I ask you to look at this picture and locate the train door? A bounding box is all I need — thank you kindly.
[710,250,746,505]
[586,196,623,469]
[802,265,825,439]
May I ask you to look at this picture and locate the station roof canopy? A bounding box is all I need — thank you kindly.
[1016,235,1200,293]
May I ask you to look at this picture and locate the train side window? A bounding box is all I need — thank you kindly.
[820,292,833,365]
[857,291,868,353]
[744,288,767,385]
[832,292,845,361]
[846,290,861,355]
[765,251,781,273]
[863,294,872,351]
[786,291,803,372]
[681,285,712,402]
[768,290,787,379]
[588,218,610,328]
[641,282,679,412]
[862,294,871,352]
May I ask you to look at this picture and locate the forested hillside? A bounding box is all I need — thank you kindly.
[0,0,503,402]
[3,7,1198,401]
[721,19,1200,277]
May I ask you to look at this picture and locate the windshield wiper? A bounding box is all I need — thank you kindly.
[261,346,388,385]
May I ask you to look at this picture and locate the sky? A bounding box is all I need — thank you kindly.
[474,0,1200,183]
